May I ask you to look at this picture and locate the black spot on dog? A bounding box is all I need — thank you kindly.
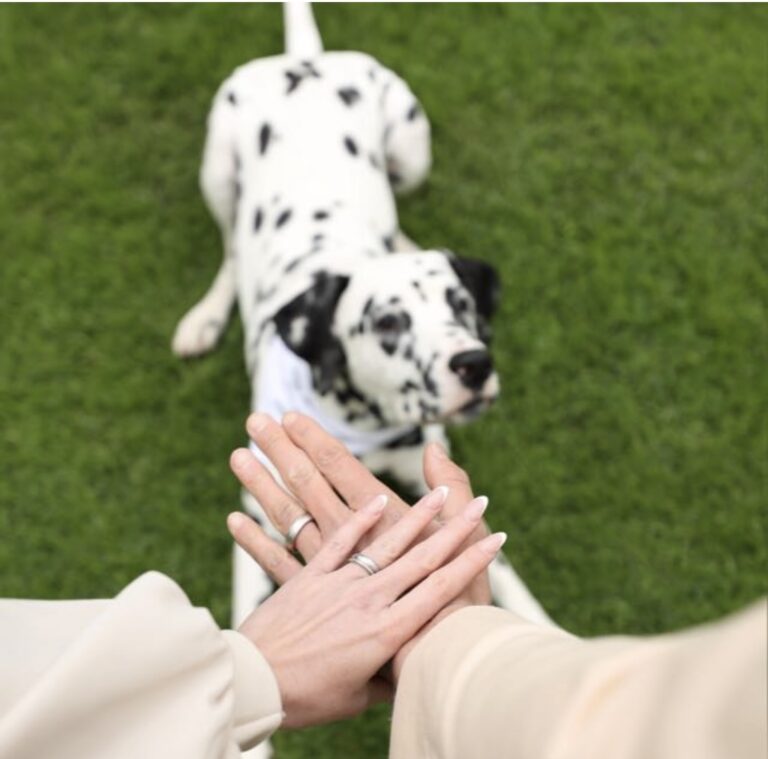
[285,70,302,94]
[234,180,242,202]
[406,102,422,121]
[255,283,278,304]
[283,247,322,274]
[369,153,382,170]
[382,235,395,252]
[445,286,472,327]
[253,207,263,232]
[258,123,272,155]
[388,169,403,186]
[227,91,237,105]
[285,61,322,94]
[312,233,325,245]
[343,136,359,156]
[385,427,424,449]
[411,280,427,302]
[337,86,361,106]
[275,209,293,229]
[301,60,321,77]
[313,209,330,221]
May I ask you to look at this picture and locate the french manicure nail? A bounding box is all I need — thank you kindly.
[430,485,450,508]
[366,494,388,514]
[466,496,489,520]
[481,532,507,553]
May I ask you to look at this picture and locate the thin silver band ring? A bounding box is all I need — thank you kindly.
[285,514,316,550]
[347,552,381,576]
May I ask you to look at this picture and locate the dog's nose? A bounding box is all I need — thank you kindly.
[449,350,494,391]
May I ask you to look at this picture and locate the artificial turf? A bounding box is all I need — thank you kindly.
[0,3,765,756]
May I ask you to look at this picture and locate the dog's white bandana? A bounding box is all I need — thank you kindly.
[249,334,414,464]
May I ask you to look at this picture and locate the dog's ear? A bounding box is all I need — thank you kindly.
[447,254,501,322]
[274,272,350,394]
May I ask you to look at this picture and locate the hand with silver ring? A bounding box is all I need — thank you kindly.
[229,412,496,682]
[228,487,504,728]
[285,514,315,551]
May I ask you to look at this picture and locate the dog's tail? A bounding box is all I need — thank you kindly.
[283,1,323,58]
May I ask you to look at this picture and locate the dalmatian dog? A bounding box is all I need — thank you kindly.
[173,3,553,715]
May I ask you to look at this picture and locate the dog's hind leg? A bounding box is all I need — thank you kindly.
[172,91,239,357]
[380,67,433,195]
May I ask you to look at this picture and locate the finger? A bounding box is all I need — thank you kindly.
[227,512,303,585]
[390,532,507,638]
[247,413,349,533]
[229,447,322,558]
[282,412,406,513]
[308,495,388,573]
[372,496,490,602]
[423,442,476,520]
[344,486,449,576]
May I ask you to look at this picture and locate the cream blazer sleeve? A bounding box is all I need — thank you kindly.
[391,601,767,759]
[0,572,282,759]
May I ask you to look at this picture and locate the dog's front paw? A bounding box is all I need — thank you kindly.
[171,304,226,357]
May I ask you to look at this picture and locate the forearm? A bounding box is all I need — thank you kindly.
[391,602,767,759]
[0,572,282,759]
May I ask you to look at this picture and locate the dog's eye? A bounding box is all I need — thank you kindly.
[374,314,401,333]
[454,297,470,313]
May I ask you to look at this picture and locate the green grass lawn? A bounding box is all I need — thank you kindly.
[1,4,765,756]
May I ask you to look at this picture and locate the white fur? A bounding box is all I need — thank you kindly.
[172,11,555,735]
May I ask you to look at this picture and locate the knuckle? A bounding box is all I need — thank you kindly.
[273,499,297,527]
[418,550,443,575]
[263,548,287,573]
[315,442,347,469]
[258,428,283,449]
[326,536,347,555]
[285,463,315,489]
[428,570,450,595]
[445,469,470,486]
[377,540,401,564]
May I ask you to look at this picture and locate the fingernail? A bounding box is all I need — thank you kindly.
[480,532,507,553]
[249,413,270,433]
[230,448,253,470]
[365,494,388,514]
[430,441,448,460]
[466,496,488,521]
[227,512,246,532]
[427,485,450,509]
[283,411,298,426]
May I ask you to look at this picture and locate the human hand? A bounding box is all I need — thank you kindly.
[228,489,505,727]
[229,412,496,682]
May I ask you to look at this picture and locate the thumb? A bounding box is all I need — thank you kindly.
[423,442,475,518]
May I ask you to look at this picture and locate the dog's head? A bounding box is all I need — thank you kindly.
[274,251,500,426]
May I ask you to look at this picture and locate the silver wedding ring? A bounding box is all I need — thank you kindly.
[347,552,381,576]
[285,514,316,550]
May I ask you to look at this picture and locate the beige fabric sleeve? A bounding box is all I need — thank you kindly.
[391,601,767,759]
[0,572,283,758]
